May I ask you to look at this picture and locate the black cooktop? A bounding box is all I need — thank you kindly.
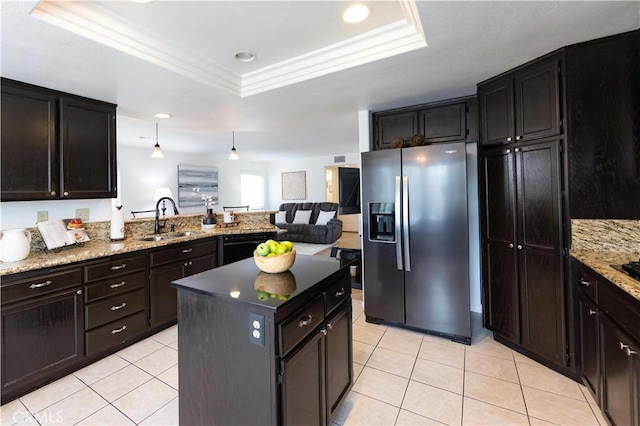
[612,260,640,281]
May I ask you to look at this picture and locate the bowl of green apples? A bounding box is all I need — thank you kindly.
[253,239,296,273]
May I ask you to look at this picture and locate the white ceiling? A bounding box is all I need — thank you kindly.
[1,1,639,161]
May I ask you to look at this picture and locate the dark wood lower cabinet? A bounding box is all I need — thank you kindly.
[578,294,600,398]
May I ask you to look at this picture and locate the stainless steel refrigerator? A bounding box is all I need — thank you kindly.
[362,142,471,343]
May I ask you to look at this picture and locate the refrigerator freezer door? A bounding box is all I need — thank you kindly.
[403,143,471,338]
[362,149,405,324]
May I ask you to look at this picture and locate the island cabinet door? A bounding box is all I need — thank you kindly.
[149,261,184,328]
[325,302,353,421]
[280,330,326,426]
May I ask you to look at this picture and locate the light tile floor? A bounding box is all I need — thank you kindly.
[1,289,606,426]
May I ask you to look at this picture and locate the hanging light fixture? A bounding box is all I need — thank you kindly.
[151,123,164,158]
[229,131,239,160]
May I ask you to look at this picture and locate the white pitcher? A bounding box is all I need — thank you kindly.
[0,229,32,262]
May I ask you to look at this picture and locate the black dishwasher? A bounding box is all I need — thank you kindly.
[219,232,277,265]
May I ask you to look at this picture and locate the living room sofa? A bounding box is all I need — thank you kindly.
[275,202,343,244]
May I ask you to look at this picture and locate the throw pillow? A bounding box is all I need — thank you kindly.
[315,210,336,226]
[275,211,287,223]
[292,210,312,224]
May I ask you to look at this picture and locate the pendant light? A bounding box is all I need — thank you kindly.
[229,131,239,160]
[151,123,164,158]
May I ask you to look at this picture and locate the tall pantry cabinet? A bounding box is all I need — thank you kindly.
[479,29,640,377]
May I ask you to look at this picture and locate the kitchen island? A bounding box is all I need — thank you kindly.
[172,254,353,426]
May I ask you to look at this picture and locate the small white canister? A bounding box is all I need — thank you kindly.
[110,206,125,241]
[0,229,32,262]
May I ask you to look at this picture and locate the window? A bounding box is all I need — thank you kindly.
[240,172,265,209]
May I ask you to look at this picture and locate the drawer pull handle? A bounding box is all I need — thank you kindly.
[182,248,193,254]
[319,328,327,336]
[111,325,127,334]
[110,281,126,289]
[327,322,333,329]
[579,279,592,287]
[111,302,127,311]
[30,280,53,289]
[589,309,597,316]
[110,264,127,271]
[299,315,313,327]
[335,288,346,297]
[625,347,638,357]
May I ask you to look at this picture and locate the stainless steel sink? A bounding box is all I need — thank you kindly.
[138,231,204,242]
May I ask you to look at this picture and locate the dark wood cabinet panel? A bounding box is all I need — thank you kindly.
[60,97,116,199]
[149,262,183,328]
[1,286,83,401]
[0,82,58,201]
[479,77,514,146]
[374,111,418,150]
[565,31,640,219]
[281,330,326,426]
[0,78,117,201]
[325,303,352,419]
[579,295,600,399]
[514,60,561,142]
[419,103,467,143]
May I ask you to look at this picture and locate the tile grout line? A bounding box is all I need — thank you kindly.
[393,334,423,425]
[511,350,533,426]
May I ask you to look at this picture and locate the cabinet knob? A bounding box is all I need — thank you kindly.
[507,137,512,142]
[298,315,313,327]
[509,243,514,248]
[625,347,638,357]
[335,288,346,297]
[184,262,188,267]
[189,261,193,266]
[514,148,520,152]
[76,289,83,295]
[50,191,57,196]
[517,245,523,250]
[63,191,69,196]
[589,309,597,316]
[579,279,592,287]
[319,328,327,336]
[506,149,511,154]
[516,136,521,141]
[327,322,333,329]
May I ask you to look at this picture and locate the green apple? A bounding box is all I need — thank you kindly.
[276,244,287,255]
[256,243,270,257]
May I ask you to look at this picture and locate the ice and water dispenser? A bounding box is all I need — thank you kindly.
[369,202,395,241]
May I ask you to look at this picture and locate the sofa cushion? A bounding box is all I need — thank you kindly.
[315,210,336,226]
[292,210,312,224]
[275,211,287,223]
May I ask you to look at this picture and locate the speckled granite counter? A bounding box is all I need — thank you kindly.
[1,211,278,276]
[571,250,640,301]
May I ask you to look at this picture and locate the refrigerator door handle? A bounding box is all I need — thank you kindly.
[395,175,403,270]
[402,176,411,271]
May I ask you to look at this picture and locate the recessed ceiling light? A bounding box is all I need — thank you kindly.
[154,113,171,119]
[343,4,370,24]
[235,52,256,63]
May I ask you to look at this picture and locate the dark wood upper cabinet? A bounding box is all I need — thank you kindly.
[60,97,117,199]
[479,57,561,147]
[372,97,475,150]
[565,30,640,219]
[374,111,418,150]
[0,78,117,201]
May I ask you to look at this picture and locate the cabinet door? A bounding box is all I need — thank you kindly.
[579,295,600,399]
[1,288,83,398]
[281,330,326,426]
[480,148,519,341]
[60,97,117,199]
[600,315,636,426]
[513,60,560,142]
[1,83,59,201]
[325,302,352,421]
[188,254,217,275]
[419,102,467,143]
[516,141,564,365]
[374,111,418,150]
[479,77,514,146]
[149,262,184,328]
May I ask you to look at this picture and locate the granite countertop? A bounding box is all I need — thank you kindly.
[172,255,348,311]
[571,249,640,301]
[0,224,279,277]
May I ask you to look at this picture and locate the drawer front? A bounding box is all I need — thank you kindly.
[325,274,351,315]
[84,254,146,283]
[575,261,598,302]
[1,269,82,305]
[150,240,217,267]
[599,283,640,343]
[85,288,146,330]
[85,311,147,356]
[279,295,325,356]
[84,271,146,303]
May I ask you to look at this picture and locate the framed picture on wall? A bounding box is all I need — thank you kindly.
[282,171,306,200]
[177,165,219,207]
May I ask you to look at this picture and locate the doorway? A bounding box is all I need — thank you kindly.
[324,164,360,233]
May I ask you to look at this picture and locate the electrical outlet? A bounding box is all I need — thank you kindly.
[75,208,90,222]
[37,211,48,222]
